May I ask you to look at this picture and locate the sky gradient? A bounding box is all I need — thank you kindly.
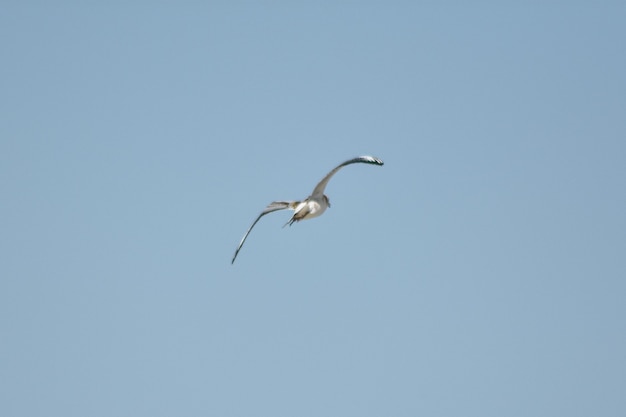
[2,3,625,416]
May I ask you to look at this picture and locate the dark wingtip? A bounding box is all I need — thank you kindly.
[359,155,384,166]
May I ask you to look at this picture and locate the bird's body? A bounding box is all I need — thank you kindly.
[283,194,330,226]
[231,155,383,263]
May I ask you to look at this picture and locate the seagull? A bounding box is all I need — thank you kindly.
[231,155,384,264]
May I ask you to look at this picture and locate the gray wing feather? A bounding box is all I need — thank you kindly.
[231,201,297,264]
[311,155,384,197]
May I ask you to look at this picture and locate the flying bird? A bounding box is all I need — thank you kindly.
[231,155,384,264]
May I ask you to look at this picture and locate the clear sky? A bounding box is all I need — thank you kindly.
[1,3,625,416]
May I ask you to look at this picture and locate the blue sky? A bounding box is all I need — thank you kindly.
[1,3,625,416]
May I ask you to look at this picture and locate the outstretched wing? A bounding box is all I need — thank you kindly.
[231,201,298,264]
[311,155,384,197]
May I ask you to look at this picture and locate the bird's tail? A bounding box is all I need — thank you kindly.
[280,201,300,228]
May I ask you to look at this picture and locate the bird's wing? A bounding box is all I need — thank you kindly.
[231,200,298,264]
[311,155,384,197]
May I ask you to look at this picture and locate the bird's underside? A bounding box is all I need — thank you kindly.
[231,155,383,264]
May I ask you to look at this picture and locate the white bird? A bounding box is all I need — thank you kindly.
[231,155,384,264]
